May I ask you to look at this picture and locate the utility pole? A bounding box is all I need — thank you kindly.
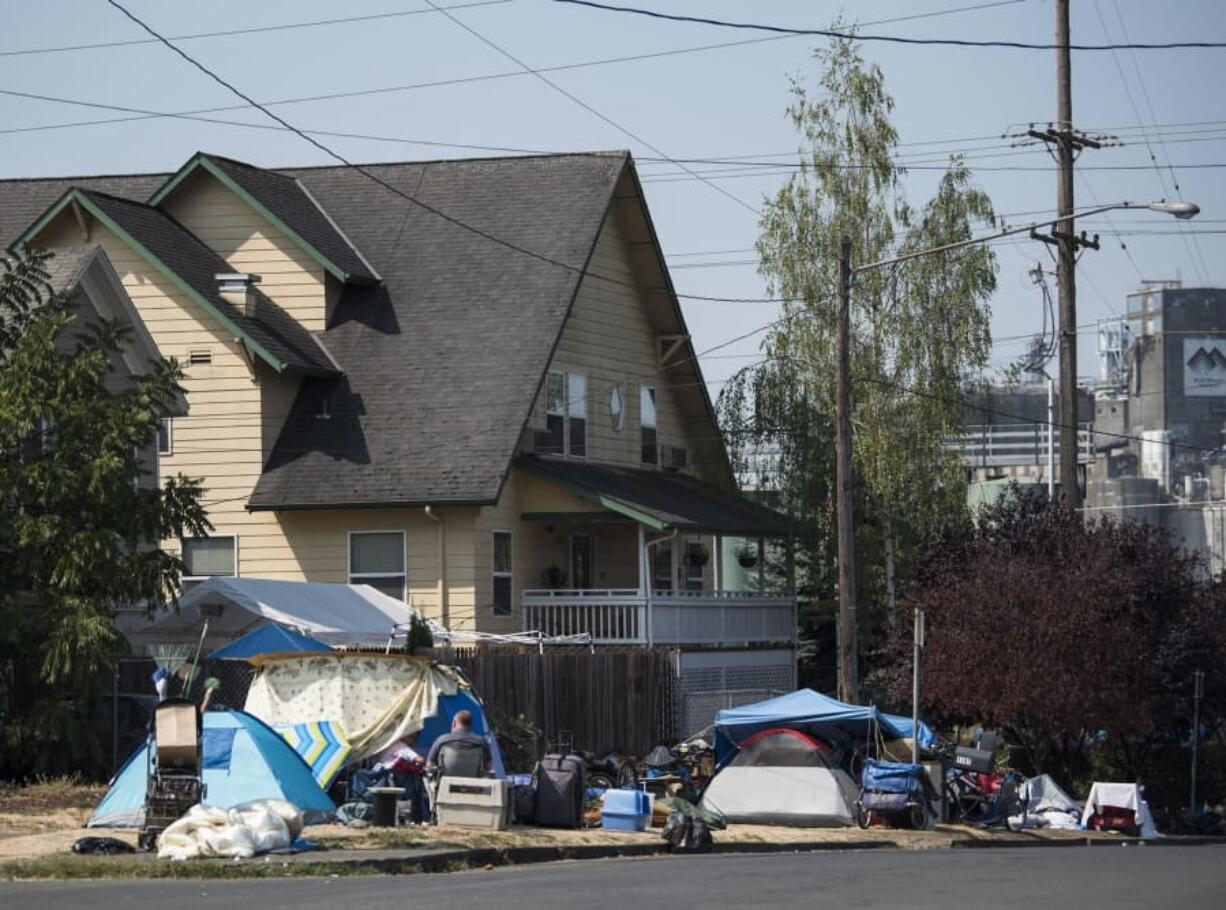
[835,235,858,704]
[1191,669,1205,815]
[911,608,925,765]
[1055,0,1078,507]
[1027,0,1106,508]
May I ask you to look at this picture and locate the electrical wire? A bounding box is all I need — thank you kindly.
[419,0,757,214]
[97,0,787,310]
[552,0,1226,51]
[0,1,515,58]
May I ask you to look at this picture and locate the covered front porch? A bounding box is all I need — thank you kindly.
[514,456,797,646]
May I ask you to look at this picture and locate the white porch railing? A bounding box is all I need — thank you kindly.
[521,589,796,646]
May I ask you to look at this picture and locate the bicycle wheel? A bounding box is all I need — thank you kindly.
[856,802,873,829]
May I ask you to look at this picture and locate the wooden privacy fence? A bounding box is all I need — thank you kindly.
[450,646,678,759]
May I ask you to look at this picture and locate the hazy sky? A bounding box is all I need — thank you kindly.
[3,0,1223,395]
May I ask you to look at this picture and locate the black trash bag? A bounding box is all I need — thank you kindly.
[72,836,136,856]
[661,810,714,854]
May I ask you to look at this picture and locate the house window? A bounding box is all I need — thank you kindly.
[653,544,672,591]
[349,531,406,601]
[685,538,706,592]
[609,383,624,431]
[568,372,586,457]
[641,386,658,465]
[182,535,237,590]
[541,371,587,457]
[492,531,512,616]
[158,417,173,456]
[543,371,565,454]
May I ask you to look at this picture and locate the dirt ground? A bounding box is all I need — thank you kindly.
[0,778,1121,866]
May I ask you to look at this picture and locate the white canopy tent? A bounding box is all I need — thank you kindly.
[121,577,592,652]
[125,578,422,649]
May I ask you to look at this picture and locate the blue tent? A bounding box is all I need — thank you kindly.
[714,689,911,763]
[89,709,336,828]
[415,689,507,778]
[208,623,332,660]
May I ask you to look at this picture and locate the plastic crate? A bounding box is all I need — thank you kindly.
[602,788,651,832]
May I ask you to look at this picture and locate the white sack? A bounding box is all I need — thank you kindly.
[156,800,296,861]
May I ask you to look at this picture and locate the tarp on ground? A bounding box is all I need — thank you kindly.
[274,721,352,790]
[208,623,333,660]
[243,654,505,774]
[132,577,416,648]
[89,710,335,828]
[713,689,908,762]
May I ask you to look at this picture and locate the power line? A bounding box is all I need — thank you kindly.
[1094,0,1212,288]
[552,0,1226,51]
[97,0,791,311]
[0,0,514,58]
[417,0,756,214]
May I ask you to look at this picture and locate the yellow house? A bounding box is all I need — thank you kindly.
[3,151,796,727]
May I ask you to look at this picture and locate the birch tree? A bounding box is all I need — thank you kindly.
[721,35,997,641]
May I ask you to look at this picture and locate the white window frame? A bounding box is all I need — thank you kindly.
[181,534,238,583]
[567,371,587,458]
[347,530,407,601]
[492,530,513,616]
[158,417,173,456]
[641,385,658,466]
[609,383,625,432]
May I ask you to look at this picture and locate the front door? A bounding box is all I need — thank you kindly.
[571,535,593,589]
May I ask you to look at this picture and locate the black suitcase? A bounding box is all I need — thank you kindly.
[533,753,585,828]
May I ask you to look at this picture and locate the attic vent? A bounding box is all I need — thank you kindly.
[188,349,213,366]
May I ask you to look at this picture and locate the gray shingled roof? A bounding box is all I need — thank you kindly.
[516,455,794,537]
[250,153,629,507]
[0,153,632,507]
[202,155,378,284]
[78,190,339,377]
[40,244,100,294]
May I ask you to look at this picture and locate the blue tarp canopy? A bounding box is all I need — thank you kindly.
[208,623,332,660]
[882,713,939,751]
[714,689,917,763]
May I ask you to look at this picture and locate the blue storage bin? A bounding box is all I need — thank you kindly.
[602,788,651,832]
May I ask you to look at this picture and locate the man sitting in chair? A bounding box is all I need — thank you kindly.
[426,710,491,779]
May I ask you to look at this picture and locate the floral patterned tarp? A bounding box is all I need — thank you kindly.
[244,655,462,761]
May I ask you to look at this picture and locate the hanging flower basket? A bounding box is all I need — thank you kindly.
[737,546,758,569]
[688,546,710,567]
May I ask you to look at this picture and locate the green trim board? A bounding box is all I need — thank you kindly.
[148,153,352,284]
[516,459,668,530]
[14,188,289,374]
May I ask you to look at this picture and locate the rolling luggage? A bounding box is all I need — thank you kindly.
[533,753,585,828]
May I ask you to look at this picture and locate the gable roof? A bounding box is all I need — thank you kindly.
[15,189,339,377]
[149,153,378,285]
[0,151,722,508]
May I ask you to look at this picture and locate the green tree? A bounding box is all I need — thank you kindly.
[720,34,998,671]
[0,248,209,778]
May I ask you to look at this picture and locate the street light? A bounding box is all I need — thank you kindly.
[832,199,1201,703]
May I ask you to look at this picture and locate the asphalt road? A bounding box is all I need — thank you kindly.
[4,846,1224,909]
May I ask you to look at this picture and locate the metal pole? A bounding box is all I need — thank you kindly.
[1055,0,1080,508]
[1047,377,1056,499]
[112,666,119,773]
[835,236,859,704]
[911,608,924,765]
[1191,669,1204,814]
